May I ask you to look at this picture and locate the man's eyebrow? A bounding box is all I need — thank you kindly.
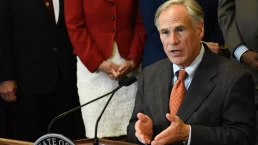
[159,28,169,32]
[159,25,185,32]
[175,25,185,29]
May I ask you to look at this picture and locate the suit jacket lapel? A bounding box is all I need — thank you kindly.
[156,59,173,117]
[177,45,217,122]
[42,0,56,24]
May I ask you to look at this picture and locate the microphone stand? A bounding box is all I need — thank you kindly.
[93,85,122,145]
[47,85,121,134]
[47,75,136,144]
[93,76,137,145]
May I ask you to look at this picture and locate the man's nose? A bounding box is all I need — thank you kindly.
[169,33,179,44]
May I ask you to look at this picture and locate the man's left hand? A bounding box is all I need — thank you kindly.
[151,114,190,145]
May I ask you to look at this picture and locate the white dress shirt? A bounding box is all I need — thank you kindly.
[52,0,59,24]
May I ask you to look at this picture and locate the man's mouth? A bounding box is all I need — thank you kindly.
[169,50,183,56]
[170,50,182,53]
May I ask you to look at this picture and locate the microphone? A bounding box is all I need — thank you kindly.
[118,75,128,86]
[123,75,137,86]
[93,75,137,145]
[47,75,135,134]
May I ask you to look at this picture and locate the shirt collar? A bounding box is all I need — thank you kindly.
[173,43,205,79]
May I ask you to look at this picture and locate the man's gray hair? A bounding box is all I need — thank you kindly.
[154,0,204,29]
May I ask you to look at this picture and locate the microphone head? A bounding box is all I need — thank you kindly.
[124,76,137,86]
[118,75,128,86]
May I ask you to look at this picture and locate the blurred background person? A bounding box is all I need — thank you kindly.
[65,0,146,140]
[218,0,258,144]
[0,0,85,142]
[0,0,12,139]
[140,0,225,69]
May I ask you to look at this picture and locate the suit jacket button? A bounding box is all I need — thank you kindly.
[111,16,115,20]
[111,29,115,33]
[53,48,59,51]
[109,2,114,6]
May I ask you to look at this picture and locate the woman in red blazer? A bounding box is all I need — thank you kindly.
[65,0,146,139]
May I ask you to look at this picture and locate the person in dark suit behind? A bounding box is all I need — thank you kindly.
[0,0,12,138]
[140,0,225,69]
[0,0,85,142]
[218,1,258,144]
[127,0,256,145]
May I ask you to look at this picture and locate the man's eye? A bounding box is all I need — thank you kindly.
[177,28,184,32]
[161,31,168,35]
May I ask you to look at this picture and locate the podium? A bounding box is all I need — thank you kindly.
[75,139,137,145]
[0,138,32,145]
[0,138,137,145]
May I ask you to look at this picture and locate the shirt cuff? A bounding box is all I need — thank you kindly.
[234,45,249,62]
[183,125,191,145]
[138,137,147,145]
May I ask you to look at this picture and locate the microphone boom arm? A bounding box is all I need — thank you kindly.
[47,85,121,134]
[93,85,123,145]
[47,75,137,142]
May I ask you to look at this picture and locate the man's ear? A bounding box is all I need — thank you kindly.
[196,21,204,38]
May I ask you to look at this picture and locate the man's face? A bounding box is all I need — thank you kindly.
[158,4,204,68]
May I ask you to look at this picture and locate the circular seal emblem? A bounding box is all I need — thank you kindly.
[34,133,75,145]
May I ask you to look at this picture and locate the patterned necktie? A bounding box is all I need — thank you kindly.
[44,0,54,16]
[169,70,187,115]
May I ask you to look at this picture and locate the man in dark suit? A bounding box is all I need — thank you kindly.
[218,1,258,144]
[140,0,225,70]
[127,0,256,144]
[0,0,85,142]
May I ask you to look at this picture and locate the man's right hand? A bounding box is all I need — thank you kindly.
[241,50,258,71]
[135,113,153,144]
[0,80,17,102]
[98,61,120,80]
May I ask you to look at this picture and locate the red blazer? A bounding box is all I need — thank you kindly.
[65,0,146,72]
